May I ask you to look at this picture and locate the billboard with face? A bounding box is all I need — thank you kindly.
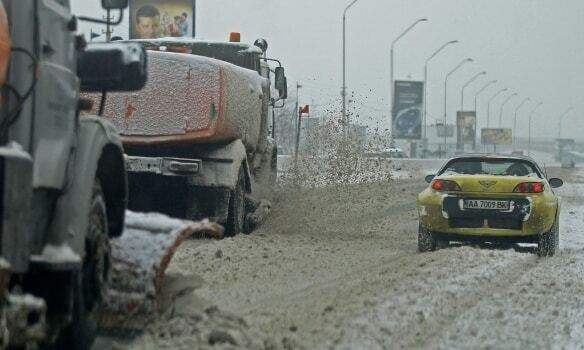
[457,111,476,147]
[393,80,424,139]
[130,0,195,39]
[481,128,512,145]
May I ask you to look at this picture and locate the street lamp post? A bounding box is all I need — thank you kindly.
[461,71,486,110]
[473,80,496,150]
[558,107,574,139]
[474,80,497,112]
[423,40,458,141]
[474,79,497,126]
[486,88,507,128]
[513,97,530,149]
[498,92,518,127]
[528,102,544,156]
[390,18,427,142]
[443,58,473,153]
[342,0,360,139]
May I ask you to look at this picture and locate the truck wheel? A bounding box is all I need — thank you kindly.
[537,219,559,257]
[57,179,110,350]
[225,167,246,237]
[418,224,437,252]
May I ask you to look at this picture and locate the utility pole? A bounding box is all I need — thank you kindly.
[342,0,360,140]
[528,102,544,156]
[103,9,113,42]
[498,93,518,127]
[461,71,486,111]
[486,88,507,128]
[473,80,496,149]
[558,107,574,139]
[390,18,427,143]
[423,40,458,143]
[513,98,530,149]
[443,58,472,155]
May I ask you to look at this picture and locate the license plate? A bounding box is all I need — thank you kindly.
[463,199,510,210]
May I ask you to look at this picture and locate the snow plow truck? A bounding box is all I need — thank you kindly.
[96,36,288,236]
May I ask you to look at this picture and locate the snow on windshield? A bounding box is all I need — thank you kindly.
[440,159,540,177]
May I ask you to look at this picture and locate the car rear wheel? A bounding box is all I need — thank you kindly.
[537,219,559,257]
[418,224,437,252]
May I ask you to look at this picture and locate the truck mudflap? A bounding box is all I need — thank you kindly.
[125,155,202,176]
[100,211,223,332]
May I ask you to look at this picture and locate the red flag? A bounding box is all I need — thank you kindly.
[301,105,310,114]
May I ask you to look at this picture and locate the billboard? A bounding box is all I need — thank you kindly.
[393,80,424,139]
[130,0,195,39]
[481,128,512,145]
[457,111,476,147]
[436,124,455,138]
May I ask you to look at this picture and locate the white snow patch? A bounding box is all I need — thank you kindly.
[31,244,81,264]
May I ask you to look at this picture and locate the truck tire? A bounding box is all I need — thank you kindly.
[418,224,437,252]
[537,219,559,257]
[225,167,246,237]
[56,180,110,350]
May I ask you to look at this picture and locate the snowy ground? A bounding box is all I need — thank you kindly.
[108,162,584,350]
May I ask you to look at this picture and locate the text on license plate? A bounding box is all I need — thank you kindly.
[463,199,510,210]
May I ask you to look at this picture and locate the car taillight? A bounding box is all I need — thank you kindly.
[432,179,461,191]
[513,182,544,193]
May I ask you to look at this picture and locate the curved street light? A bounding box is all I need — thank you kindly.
[474,80,497,111]
[390,18,427,142]
[558,107,575,139]
[461,71,486,110]
[474,80,497,138]
[498,92,518,127]
[513,97,530,149]
[423,40,458,141]
[528,102,544,156]
[443,58,473,151]
[342,0,362,139]
[486,88,507,128]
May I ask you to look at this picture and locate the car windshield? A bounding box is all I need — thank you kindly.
[439,158,541,177]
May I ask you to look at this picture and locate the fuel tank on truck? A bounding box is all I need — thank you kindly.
[100,51,268,151]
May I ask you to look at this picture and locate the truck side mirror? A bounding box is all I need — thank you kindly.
[102,0,129,9]
[78,42,147,92]
[274,67,287,99]
[279,77,288,99]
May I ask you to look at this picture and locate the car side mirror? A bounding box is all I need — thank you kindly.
[549,178,563,188]
[78,42,147,92]
[102,0,129,9]
[275,67,287,99]
[425,175,435,183]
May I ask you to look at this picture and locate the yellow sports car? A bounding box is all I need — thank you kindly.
[417,155,563,256]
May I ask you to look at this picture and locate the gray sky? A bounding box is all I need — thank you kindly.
[73,0,584,140]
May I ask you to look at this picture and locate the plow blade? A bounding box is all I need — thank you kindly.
[100,211,223,333]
